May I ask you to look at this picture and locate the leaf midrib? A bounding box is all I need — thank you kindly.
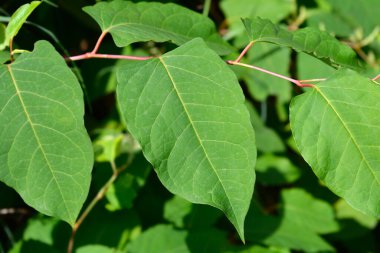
[7,64,72,222]
[157,56,239,226]
[316,86,380,188]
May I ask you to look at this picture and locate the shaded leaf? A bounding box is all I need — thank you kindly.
[164,196,192,227]
[242,17,360,69]
[105,153,152,211]
[83,0,232,55]
[76,245,115,253]
[256,155,300,185]
[281,188,339,234]
[0,41,93,225]
[242,43,291,102]
[245,201,334,252]
[117,38,256,240]
[126,225,189,253]
[290,69,380,218]
[220,0,295,40]
[0,1,41,50]
[245,102,285,153]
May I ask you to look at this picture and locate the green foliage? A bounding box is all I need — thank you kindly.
[0,41,93,225]
[290,69,380,218]
[117,38,256,240]
[83,0,232,55]
[0,0,379,252]
[0,1,40,50]
[243,17,360,69]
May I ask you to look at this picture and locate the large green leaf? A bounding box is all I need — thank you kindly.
[117,38,256,240]
[0,1,41,50]
[83,0,232,55]
[242,17,360,69]
[0,41,93,225]
[290,69,380,218]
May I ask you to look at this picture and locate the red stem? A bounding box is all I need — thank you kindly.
[69,53,152,61]
[227,61,315,88]
[372,74,380,81]
[235,41,254,63]
[67,31,152,62]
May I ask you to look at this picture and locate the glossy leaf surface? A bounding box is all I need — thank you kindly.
[117,38,256,240]
[0,41,93,225]
[290,69,380,218]
[83,0,232,55]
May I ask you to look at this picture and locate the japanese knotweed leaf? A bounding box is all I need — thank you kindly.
[0,1,41,50]
[290,69,380,218]
[242,17,360,69]
[117,38,256,241]
[0,41,93,225]
[83,0,232,55]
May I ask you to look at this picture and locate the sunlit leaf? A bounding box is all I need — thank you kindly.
[117,38,256,241]
[290,69,380,218]
[83,0,232,55]
[0,41,93,225]
[0,1,41,50]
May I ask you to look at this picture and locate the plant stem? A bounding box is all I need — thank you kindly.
[227,61,315,88]
[68,53,152,61]
[234,41,254,63]
[372,74,380,81]
[202,0,212,16]
[67,31,153,62]
[66,158,132,253]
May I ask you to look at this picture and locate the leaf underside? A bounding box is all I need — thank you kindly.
[116,38,256,241]
[0,41,93,225]
[242,17,360,69]
[83,0,232,55]
[290,69,380,218]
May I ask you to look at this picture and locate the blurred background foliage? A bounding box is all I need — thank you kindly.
[0,0,379,252]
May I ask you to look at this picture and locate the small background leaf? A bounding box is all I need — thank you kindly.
[0,1,41,50]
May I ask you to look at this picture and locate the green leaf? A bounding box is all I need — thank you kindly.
[126,225,189,253]
[256,155,300,185]
[117,38,256,241]
[0,1,41,50]
[105,153,152,211]
[335,199,378,229]
[164,196,192,228]
[76,245,115,253]
[297,52,336,80]
[0,23,5,46]
[245,200,334,252]
[83,0,232,55]
[326,0,380,36]
[290,69,380,218]
[242,17,360,69]
[245,102,285,153]
[282,188,339,234]
[220,0,295,40]
[0,41,93,225]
